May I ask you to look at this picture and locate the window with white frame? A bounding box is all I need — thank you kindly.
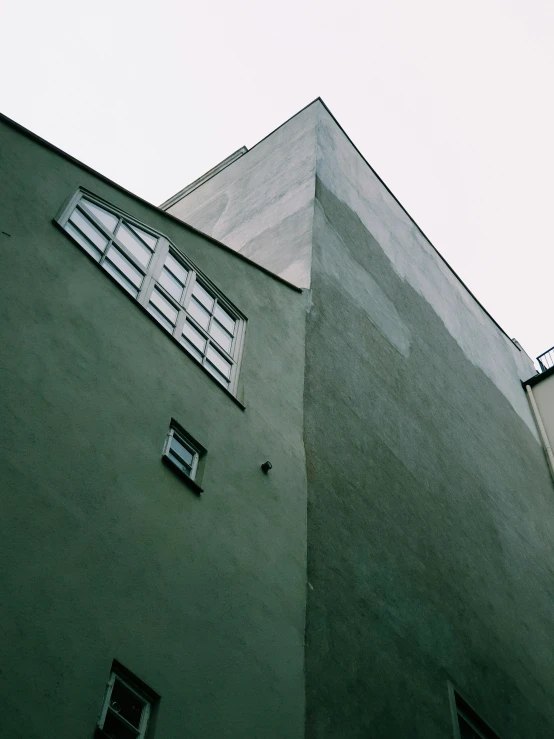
[162,421,206,493]
[164,424,199,479]
[57,191,245,393]
[97,667,154,739]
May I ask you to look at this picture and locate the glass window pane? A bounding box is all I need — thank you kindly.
[214,304,235,334]
[128,223,158,250]
[149,289,178,324]
[158,268,183,302]
[115,223,152,267]
[81,199,119,233]
[205,362,230,388]
[104,261,139,298]
[106,247,143,287]
[103,711,138,739]
[110,678,145,729]
[147,304,174,333]
[165,253,188,284]
[169,450,192,474]
[170,436,194,467]
[458,717,482,739]
[192,281,214,311]
[188,297,210,330]
[69,209,109,251]
[209,320,233,353]
[181,339,203,363]
[64,223,102,261]
[206,345,232,378]
[182,320,206,354]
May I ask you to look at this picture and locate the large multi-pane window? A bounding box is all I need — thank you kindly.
[57,190,245,393]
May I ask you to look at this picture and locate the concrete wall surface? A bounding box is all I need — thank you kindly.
[304,104,554,737]
[166,98,535,430]
[0,119,308,739]
[164,104,318,288]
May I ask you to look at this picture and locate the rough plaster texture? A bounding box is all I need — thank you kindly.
[167,100,536,437]
[168,100,554,736]
[305,179,554,736]
[301,107,554,736]
[3,101,554,739]
[163,105,318,288]
[313,103,537,439]
[0,120,308,739]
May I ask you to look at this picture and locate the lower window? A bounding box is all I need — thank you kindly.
[161,420,206,494]
[98,663,156,739]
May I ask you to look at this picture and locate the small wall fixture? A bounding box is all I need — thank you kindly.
[261,461,272,474]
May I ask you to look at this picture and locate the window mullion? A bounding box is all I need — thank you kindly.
[186,315,211,347]
[206,311,215,340]
[181,270,196,309]
[98,239,114,266]
[97,216,122,266]
[74,202,115,242]
[109,237,149,275]
[174,307,187,340]
[138,237,169,307]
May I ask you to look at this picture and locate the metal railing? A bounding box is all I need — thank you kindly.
[537,346,554,372]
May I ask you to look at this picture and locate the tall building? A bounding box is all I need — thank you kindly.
[1,99,553,738]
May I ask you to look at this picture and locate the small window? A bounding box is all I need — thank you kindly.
[450,685,500,739]
[97,665,156,739]
[162,421,206,493]
[56,190,246,395]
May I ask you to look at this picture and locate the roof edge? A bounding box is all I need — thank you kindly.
[166,95,527,353]
[313,97,520,349]
[159,146,248,210]
[167,95,522,351]
[523,367,550,388]
[0,112,301,293]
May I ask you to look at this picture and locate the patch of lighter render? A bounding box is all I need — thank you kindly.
[316,108,538,439]
[314,201,411,358]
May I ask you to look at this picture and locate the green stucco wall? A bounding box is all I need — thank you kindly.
[0,119,308,739]
[4,102,554,739]
[304,178,554,737]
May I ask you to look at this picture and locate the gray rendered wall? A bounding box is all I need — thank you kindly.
[0,119,308,739]
[159,98,554,735]
[163,104,318,288]
[304,103,554,737]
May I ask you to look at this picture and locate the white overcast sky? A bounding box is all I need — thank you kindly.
[2,0,553,362]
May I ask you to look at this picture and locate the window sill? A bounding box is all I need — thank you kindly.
[162,454,204,494]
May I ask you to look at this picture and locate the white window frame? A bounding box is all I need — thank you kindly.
[163,425,200,480]
[56,189,246,395]
[98,671,151,739]
[161,420,206,494]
